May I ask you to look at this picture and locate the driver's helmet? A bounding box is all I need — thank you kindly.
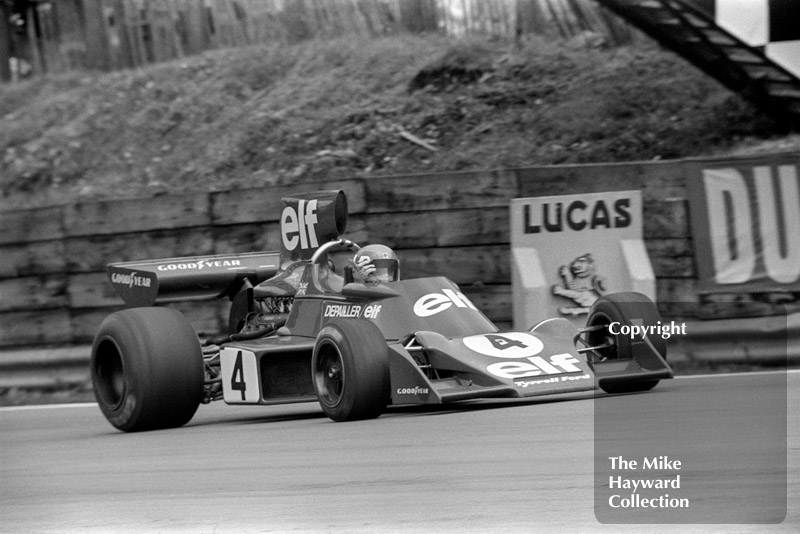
[352,244,400,283]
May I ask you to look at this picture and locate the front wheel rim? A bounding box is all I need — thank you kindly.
[315,342,345,407]
[588,312,618,362]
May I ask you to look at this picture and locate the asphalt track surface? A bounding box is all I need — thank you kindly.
[1,372,798,534]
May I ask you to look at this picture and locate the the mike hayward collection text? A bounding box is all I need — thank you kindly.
[607,455,690,509]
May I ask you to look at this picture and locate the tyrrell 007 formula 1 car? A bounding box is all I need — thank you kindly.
[91,190,672,431]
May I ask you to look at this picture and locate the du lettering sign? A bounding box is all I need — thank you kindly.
[687,154,800,292]
[510,190,655,330]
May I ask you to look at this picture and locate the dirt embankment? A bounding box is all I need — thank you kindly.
[1,33,797,209]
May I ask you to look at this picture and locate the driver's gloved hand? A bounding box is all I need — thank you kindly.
[353,255,376,278]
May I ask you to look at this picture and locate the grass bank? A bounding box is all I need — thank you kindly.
[1,33,797,209]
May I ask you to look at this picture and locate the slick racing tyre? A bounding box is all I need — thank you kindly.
[586,292,667,394]
[91,307,204,432]
[312,319,390,422]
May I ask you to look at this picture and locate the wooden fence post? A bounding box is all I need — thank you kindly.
[0,1,12,82]
[167,0,185,58]
[515,0,547,37]
[183,0,209,54]
[26,5,46,74]
[111,0,135,68]
[42,0,67,74]
[400,0,437,34]
[82,0,111,70]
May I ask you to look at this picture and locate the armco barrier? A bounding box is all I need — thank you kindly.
[670,312,800,366]
[0,346,91,389]
[0,154,796,351]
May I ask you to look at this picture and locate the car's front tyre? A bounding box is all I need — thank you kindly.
[586,292,667,394]
[312,319,389,421]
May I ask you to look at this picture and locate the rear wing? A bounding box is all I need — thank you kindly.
[107,252,280,307]
[106,189,349,307]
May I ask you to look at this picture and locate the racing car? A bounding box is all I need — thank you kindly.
[91,190,673,431]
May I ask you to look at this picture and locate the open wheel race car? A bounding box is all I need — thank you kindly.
[91,190,673,431]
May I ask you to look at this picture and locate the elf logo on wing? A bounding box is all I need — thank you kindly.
[414,289,478,317]
[281,199,319,251]
[486,352,582,379]
[463,333,583,380]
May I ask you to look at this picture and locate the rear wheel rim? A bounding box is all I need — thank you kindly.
[94,338,126,409]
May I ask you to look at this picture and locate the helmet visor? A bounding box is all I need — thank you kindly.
[370,259,399,282]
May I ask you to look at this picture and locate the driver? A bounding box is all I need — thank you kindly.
[351,244,400,284]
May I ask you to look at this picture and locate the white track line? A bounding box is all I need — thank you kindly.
[675,368,800,380]
[0,402,98,413]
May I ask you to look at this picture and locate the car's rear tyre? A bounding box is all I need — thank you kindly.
[312,319,389,421]
[586,292,667,394]
[91,307,204,432]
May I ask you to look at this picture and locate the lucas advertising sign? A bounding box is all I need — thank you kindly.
[510,190,654,329]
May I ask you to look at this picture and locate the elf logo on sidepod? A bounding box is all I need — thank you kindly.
[414,289,478,317]
[281,199,318,251]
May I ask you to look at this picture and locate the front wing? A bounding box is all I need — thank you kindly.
[386,328,672,406]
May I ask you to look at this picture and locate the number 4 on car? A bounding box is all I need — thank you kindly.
[91,190,672,432]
